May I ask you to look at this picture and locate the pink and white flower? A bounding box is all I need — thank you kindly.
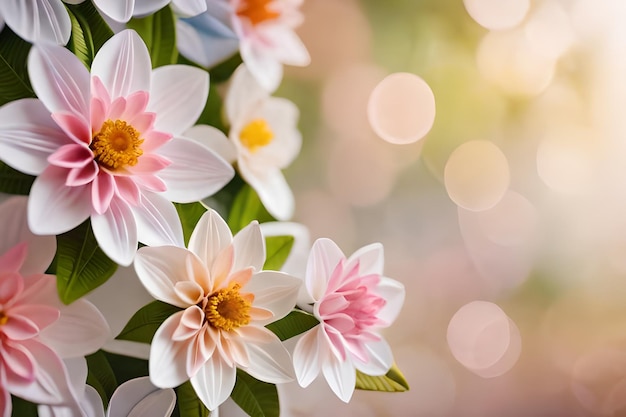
[0,196,110,417]
[0,29,234,266]
[292,238,405,402]
[134,208,301,410]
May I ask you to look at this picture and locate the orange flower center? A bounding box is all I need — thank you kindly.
[205,284,253,331]
[236,0,281,25]
[90,119,144,171]
[239,119,274,153]
[0,311,8,326]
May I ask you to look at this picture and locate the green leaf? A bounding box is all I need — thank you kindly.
[195,82,227,132]
[66,6,94,67]
[55,220,118,304]
[102,351,149,385]
[227,184,274,234]
[0,26,35,106]
[355,363,410,392]
[175,202,207,246]
[117,300,182,343]
[265,310,319,341]
[263,235,294,271]
[86,350,118,408]
[231,370,279,417]
[66,1,114,54]
[11,396,37,417]
[0,161,34,195]
[209,53,243,83]
[127,6,178,68]
[176,381,210,417]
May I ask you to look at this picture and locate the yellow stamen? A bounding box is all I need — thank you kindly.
[90,119,144,171]
[239,119,274,153]
[0,311,8,326]
[205,284,253,331]
[237,0,281,25]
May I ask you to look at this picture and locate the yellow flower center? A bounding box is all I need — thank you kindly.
[237,0,281,25]
[239,119,274,153]
[205,284,253,331]
[90,119,144,171]
[0,311,8,326]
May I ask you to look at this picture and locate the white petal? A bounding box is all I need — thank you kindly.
[132,191,184,248]
[190,354,236,411]
[0,196,56,275]
[91,197,138,266]
[131,0,170,17]
[245,271,299,325]
[108,376,175,417]
[28,43,90,118]
[346,243,384,277]
[39,299,110,358]
[259,222,310,277]
[176,18,239,68]
[353,338,394,377]
[225,64,269,124]
[293,326,325,388]
[0,0,71,44]
[28,166,92,235]
[304,238,345,301]
[188,209,233,269]
[149,312,190,388]
[322,352,355,403]
[259,25,310,66]
[92,0,134,22]
[81,386,106,417]
[241,327,294,383]
[375,277,405,325]
[91,30,151,99]
[157,136,234,203]
[135,246,204,308]
[183,124,237,164]
[238,164,294,221]
[232,220,265,272]
[239,41,283,93]
[171,0,207,17]
[148,65,209,135]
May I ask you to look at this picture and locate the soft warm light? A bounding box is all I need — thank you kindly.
[463,0,530,30]
[524,1,574,60]
[367,72,436,145]
[474,190,537,247]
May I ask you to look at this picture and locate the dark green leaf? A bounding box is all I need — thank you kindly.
[86,350,117,408]
[127,6,178,68]
[195,82,227,132]
[263,236,294,271]
[0,26,35,106]
[11,396,37,417]
[117,300,182,343]
[209,53,242,83]
[231,370,279,417]
[355,363,410,392]
[56,220,118,304]
[0,161,34,195]
[265,310,319,341]
[176,381,210,417]
[66,1,114,55]
[66,7,94,67]
[175,202,207,246]
[102,351,149,385]
[227,184,274,234]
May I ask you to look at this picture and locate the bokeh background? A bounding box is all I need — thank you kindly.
[273,0,626,415]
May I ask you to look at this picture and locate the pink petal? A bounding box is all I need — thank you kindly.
[305,239,345,301]
[91,97,107,134]
[10,304,59,333]
[293,326,325,388]
[188,209,233,275]
[28,166,92,235]
[108,377,175,417]
[108,96,127,120]
[115,176,141,206]
[128,112,155,133]
[0,0,72,44]
[238,163,294,221]
[157,136,235,203]
[123,91,150,119]
[0,245,27,276]
[147,65,209,135]
[0,99,71,176]
[190,353,236,411]
[48,143,92,168]
[133,175,167,193]
[240,327,294,383]
[66,160,98,186]
[244,271,300,325]
[15,274,57,308]
[91,30,151,100]
[92,171,115,215]
[141,130,172,153]
[91,77,111,109]
[91,196,138,266]
[51,112,91,145]
[1,340,35,384]
[0,372,10,417]
[173,282,204,307]
[149,311,191,388]
[1,314,40,340]
[232,220,265,272]
[132,192,184,248]
[128,153,171,174]
[172,305,204,341]
[321,351,356,403]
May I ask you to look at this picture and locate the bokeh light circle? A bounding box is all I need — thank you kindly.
[463,0,530,30]
[367,72,436,145]
[444,140,510,211]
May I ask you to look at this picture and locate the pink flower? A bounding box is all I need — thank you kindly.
[0,196,110,417]
[134,208,300,410]
[0,29,235,266]
[292,238,405,402]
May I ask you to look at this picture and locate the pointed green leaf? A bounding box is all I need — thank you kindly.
[231,370,279,417]
[265,310,319,341]
[0,27,35,106]
[86,350,118,408]
[127,6,178,68]
[227,184,274,234]
[0,161,34,195]
[55,220,118,304]
[66,7,94,67]
[355,363,410,392]
[117,300,182,343]
[175,202,207,246]
[11,396,37,417]
[263,235,294,271]
[176,381,210,417]
[66,1,114,55]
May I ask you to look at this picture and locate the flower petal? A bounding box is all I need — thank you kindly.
[149,311,191,388]
[133,192,185,248]
[244,271,300,325]
[0,372,10,417]
[225,64,269,124]
[259,221,310,277]
[232,220,265,272]
[375,277,405,326]
[190,354,236,411]
[305,239,345,301]
[322,351,355,403]
[240,327,295,383]
[92,171,115,215]
[188,209,233,272]
[131,0,170,17]
[293,326,326,388]
[157,136,234,203]
[0,0,71,44]
[171,0,207,17]
[91,29,151,100]
[183,124,237,164]
[91,196,138,266]
[353,338,394,377]
[176,17,239,68]
[108,376,175,417]
[28,166,91,235]
[51,112,92,145]
[258,25,310,66]
[346,243,384,277]
[147,65,209,135]
[238,164,294,221]
[0,99,70,175]
[239,41,283,93]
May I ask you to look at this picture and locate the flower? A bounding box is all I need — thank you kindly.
[177,0,310,92]
[93,0,207,22]
[0,196,110,417]
[0,29,235,266]
[292,238,405,402]
[0,0,76,45]
[134,208,301,410]
[188,64,301,220]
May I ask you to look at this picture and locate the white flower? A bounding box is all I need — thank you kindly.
[94,0,207,23]
[0,0,76,45]
[134,208,301,410]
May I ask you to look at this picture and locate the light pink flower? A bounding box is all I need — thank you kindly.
[134,208,300,410]
[292,238,405,402]
[0,196,110,417]
[0,29,234,266]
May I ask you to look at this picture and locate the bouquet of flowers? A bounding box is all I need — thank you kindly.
[0,1,408,416]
